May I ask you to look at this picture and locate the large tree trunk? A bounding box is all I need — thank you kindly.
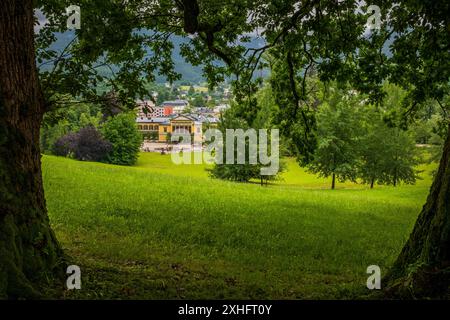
[385,124,450,298]
[0,0,64,299]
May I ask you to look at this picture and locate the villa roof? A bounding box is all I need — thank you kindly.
[136,113,219,125]
[136,117,171,124]
[162,100,189,107]
[171,114,198,121]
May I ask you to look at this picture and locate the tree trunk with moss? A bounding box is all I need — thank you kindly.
[385,124,450,298]
[0,0,64,299]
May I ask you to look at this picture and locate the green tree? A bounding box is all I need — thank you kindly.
[359,117,421,188]
[209,114,259,183]
[191,94,205,108]
[411,120,434,145]
[1,0,448,298]
[254,83,278,129]
[382,128,421,187]
[308,89,363,189]
[40,119,70,154]
[40,101,102,154]
[102,113,143,166]
[209,102,283,184]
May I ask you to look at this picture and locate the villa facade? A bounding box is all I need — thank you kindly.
[137,115,205,143]
[136,99,220,145]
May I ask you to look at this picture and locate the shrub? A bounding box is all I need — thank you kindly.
[102,113,143,165]
[53,132,78,157]
[53,126,111,162]
[40,98,103,154]
[74,126,112,162]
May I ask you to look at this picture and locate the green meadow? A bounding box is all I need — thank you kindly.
[42,152,434,299]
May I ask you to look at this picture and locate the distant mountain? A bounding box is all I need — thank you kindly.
[41,32,268,84]
[40,28,394,85]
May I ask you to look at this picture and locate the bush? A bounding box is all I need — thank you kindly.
[209,163,260,182]
[41,121,69,154]
[53,132,78,157]
[74,126,112,162]
[102,113,143,165]
[40,97,103,154]
[53,126,112,162]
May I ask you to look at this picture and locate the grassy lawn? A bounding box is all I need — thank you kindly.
[42,152,435,299]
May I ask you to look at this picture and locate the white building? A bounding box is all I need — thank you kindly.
[136,100,164,118]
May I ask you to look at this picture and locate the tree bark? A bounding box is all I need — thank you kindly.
[370,178,374,189]
[385,124,450,298]
[331,173,336,190]
[0,0,64,299]
[393,166,397,187]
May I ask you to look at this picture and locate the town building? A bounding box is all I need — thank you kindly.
[136,98,221,147]
[161,100,189,115]
[136,100,165,118]
[137,114,204,143]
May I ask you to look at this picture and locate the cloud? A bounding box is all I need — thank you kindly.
[34,9,48,33]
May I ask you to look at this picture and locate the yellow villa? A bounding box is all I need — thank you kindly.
[136,115,206,143]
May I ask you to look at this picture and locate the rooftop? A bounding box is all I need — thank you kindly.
[136,117,171,124]
[162,100,189,106]
[136,113,220,124]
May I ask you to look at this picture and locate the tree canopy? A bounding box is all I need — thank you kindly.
[36,0,449,160]
[1,0,448,299]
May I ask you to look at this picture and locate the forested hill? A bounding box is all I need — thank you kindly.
[40,32,268,84]
[40,31,391,84]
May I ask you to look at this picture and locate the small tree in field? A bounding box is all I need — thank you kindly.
[102,113,143,166]
[359,113,421,188]
[1,0,447,299]
[379,128,422,187]
[308,91,363,189]
[209,102,284,184]
[358,118,388,189]
[209,114,259,182]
